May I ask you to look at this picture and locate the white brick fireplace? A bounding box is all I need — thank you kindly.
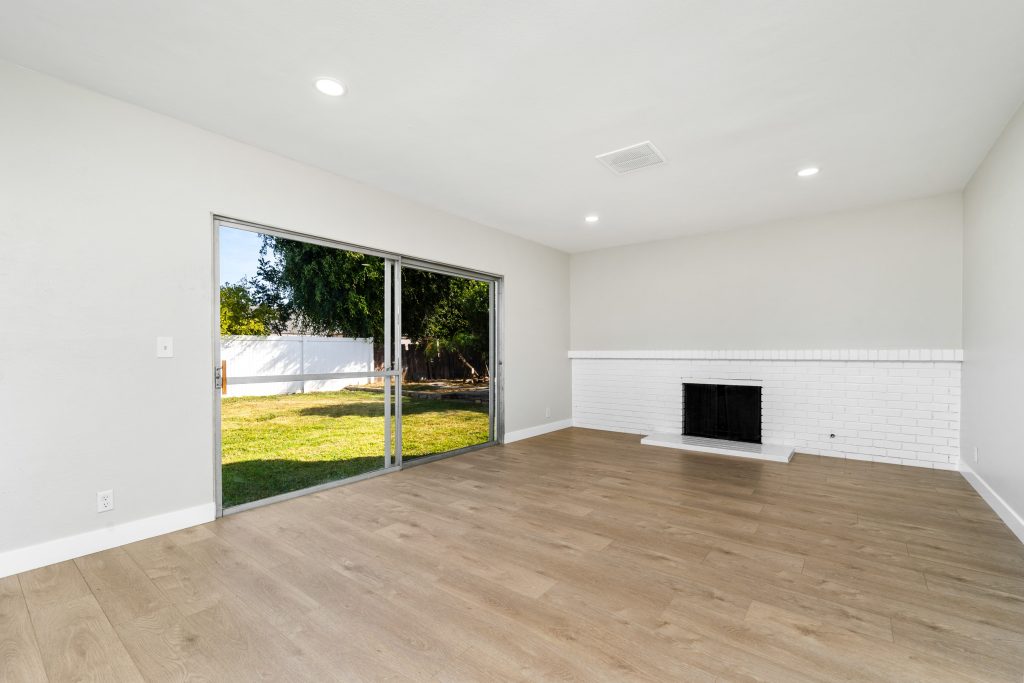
[570,350,962,470]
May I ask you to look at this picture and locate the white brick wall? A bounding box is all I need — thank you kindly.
[571,351,961,470]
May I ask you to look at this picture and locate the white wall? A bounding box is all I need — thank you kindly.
[961,100,1024,539]
[571,194,964,350]
[0,61,570,560]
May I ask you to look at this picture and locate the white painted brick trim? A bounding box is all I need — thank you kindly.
[570,350,962,470]
[569,349,964,362]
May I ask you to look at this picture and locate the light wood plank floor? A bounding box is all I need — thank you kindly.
[3,428,1024,682]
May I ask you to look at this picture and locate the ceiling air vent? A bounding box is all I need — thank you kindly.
[595,141,666,174]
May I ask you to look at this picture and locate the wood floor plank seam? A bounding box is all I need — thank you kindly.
[5,575,49,683]
[71,555,150,679]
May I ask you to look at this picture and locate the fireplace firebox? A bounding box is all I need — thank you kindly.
[683,383,761,444]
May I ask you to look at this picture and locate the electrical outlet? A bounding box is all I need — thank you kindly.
[545,406,551,418]
[973,446,979,463]
[97,489,114,513]
[156,336,174,358]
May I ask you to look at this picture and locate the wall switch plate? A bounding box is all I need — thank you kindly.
[97,489,114,513]
[156,337,174,358]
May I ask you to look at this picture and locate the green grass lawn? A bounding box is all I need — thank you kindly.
[221,388,489,508]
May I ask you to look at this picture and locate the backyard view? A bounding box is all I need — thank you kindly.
[221,386,488,507]
[219,224,493,508]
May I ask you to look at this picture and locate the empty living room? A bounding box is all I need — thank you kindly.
[3,2,1024,681]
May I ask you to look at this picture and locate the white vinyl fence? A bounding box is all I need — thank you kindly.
[221,335,375,398]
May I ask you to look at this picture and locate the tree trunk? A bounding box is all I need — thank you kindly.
[455,351,480,381]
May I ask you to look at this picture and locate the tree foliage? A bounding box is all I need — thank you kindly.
[253,238,387,339]
[421,277,489,378]
[220,282,274,335]
[252,236,490,377]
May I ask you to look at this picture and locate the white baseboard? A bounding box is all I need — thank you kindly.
[504,418,573,444]
[0,502,216,579]
[958,460,1024,545]
[570,421,647,436]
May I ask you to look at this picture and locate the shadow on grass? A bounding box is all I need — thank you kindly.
[298,397,487,419]
[222,456,384,509]
[222,394,489,508]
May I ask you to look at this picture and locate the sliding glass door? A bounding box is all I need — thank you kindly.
[398,265,496,464]
[214,218,500,513]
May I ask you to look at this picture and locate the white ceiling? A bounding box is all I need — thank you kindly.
[2,1,1023,253]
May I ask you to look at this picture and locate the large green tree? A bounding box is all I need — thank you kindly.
[253,236,489,377]
[253,238,389,339]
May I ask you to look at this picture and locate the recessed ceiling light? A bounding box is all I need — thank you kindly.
[585,214,600,223]
[315,78,346,97]
[797,167,820,177]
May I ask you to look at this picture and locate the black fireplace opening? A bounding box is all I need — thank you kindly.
[683,383,761,444]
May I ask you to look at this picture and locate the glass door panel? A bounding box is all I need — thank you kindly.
[217,223,397,509]
[399,266,494,462]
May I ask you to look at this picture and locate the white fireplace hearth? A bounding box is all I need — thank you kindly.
[639,433,795,462]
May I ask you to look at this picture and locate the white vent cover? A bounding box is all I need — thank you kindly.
[595,141,666,174]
